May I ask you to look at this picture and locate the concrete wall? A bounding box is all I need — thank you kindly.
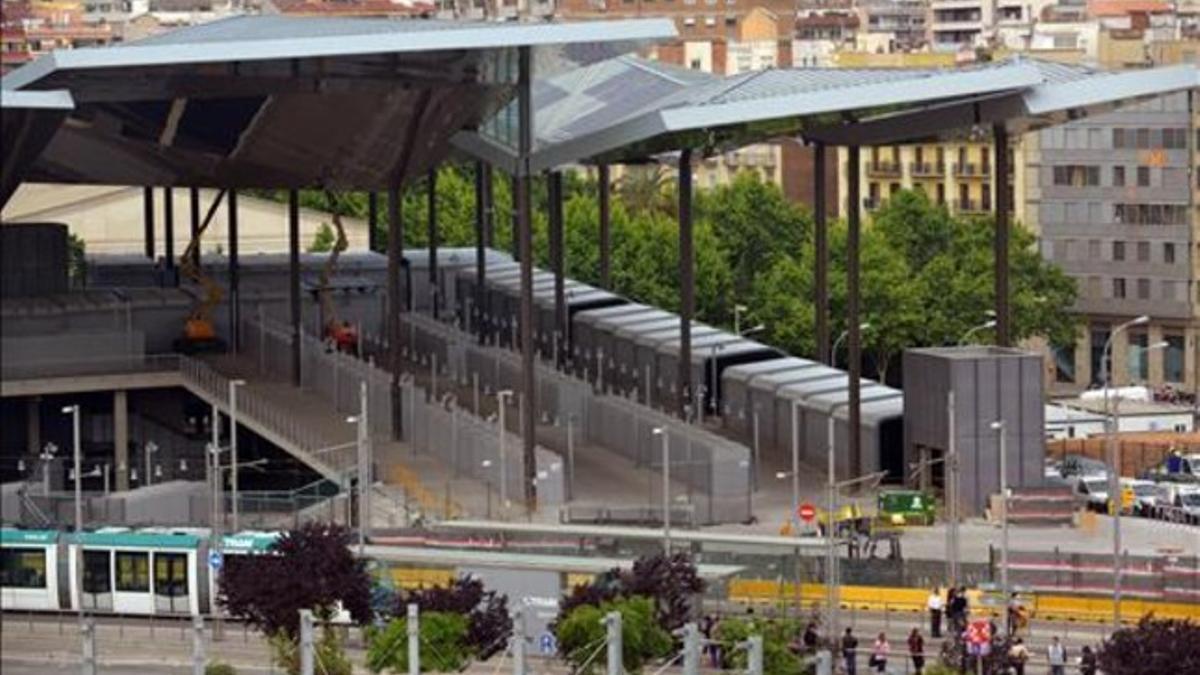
[903,346,1046,515]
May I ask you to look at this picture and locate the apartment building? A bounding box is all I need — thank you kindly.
[1,0,115,72]
[929,0,994,51]
[1026,91,1198,395]
[855,0,927,52]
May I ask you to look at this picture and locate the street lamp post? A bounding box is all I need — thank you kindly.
[789,399,801,528]
[990,420,1009,602]
[144,441,158,487]
[1101,314,1149,630]
[229,379,245,531]
[958,319,997,346]
[347,381,371,555]
[653,427,670,555]
[39,442,58,496]
[62,404,83,622]
[831,323,870,366]
[734,304,747,336]
[496,390,513,509]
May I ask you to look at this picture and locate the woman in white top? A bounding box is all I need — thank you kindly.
[870,632,890,673]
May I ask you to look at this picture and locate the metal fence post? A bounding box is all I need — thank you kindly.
[605,611,622,675]
[746,635,764,675]
[682,622,700,675]
[193,615,205,675]
[511,604,525,675]
[299,609,314,675]
[80,617,96,675]
[407,603,420,675]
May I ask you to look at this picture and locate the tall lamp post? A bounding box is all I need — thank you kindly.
[496,390,513,510]
[39,442,58,495]
[989,420,1009,602]
[62,404,83,621]
[652,427,670,555]
[831,322,870,366]
[733,304,748,335]
[1100,314,1148,630]
[958,319,998,346]
[347,381,371,556]
[229,379,245,531]
[144,441,158,487]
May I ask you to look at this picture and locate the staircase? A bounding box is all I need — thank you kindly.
[1006,486,1077,527]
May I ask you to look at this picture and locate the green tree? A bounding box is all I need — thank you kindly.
[713,616,807,675]
[308,222,336,253]
[556,595,672,674]
[367,611,470,673]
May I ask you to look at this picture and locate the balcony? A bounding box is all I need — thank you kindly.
[910,162,946,177]
[867,161,902,177]
[955,162,992,178]
[863,197,887,211]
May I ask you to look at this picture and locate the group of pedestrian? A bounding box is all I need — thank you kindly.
[839,627,928,675]
[1043,637,1098,675]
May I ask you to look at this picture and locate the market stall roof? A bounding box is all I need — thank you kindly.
[1,89,73,205]
[0,15,675,195]
[453,56,1197,172]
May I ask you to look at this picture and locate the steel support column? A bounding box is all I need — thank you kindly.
[189,187,200,268]
[549,171,566,367]
[288,190,302,387]
[228,190,240,352]
[483,167,495,248]
[427,169,439,318]
[143,186,155,259]
[368,192,379,253]
[994,124,1011,347]
[511,174,520,261]
[475,161,488,344]
[388,185,404,439]
[517,45,538,513]
[813,143,830,364]
[678,150,694,419]
[598,163,611,288]
[163,187,175,275]
[846,146,862,480]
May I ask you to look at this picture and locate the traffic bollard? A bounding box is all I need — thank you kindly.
[299,609,314,675]
[604,611,622,675]
[407,603,420,675]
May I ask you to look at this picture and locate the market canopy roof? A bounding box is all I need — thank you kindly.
[1,89,73,206]
[453,56,1198,172]
[0,15,675,196]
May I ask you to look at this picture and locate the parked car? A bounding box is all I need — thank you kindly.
[1074,475,1111,512]
[1171,489,1200,524]
[1058,455,1109,480]
[1120,478,1164,516]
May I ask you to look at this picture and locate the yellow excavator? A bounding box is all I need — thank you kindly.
[174,190,228,354]
[318,191,358,354]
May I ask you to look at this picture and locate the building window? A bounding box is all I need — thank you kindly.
[1113,241,1125,261]
[1054,344,1076,384]
[1090,325,1111,386]
[1113,166,1125,186]
[1127,330,1149,381]
[1112,278,1126,299]
[1137,166,1151,187]
[1164,242,1176,264]
[936,184,945,205]
[1136,278,1151,300]
[889,182,901,197]
[83,550,111,595]
[1136,241,1150,262]
[0,548,47,588]
[1164,333,1186,383]
[1113,128,1127,148]
[1135,128,1151,149]
[1088,239,1101,258]
[1053,165,1099,186]
[1163,128,1186,149]
[116,551,151,592]
[981,184,991,211]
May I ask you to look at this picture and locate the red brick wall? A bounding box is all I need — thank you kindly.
[780,139,839,213]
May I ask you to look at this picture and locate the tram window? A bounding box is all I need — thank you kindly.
[0,548,47,588]
[115,552,150,592]
[154,553,188,597]
[83,551,112,593]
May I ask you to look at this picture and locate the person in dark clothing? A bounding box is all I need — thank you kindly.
[1079,645,1098,675]
[802,622,819,653]
[701,614,719,668]
[842,627,859,675]
[908,628,925,674]
[951,587,969,633]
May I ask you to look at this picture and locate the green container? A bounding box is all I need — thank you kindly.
[877,490,936,526]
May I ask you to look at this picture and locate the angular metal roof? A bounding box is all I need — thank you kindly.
[0,16,675,194]
[1,89,73,206]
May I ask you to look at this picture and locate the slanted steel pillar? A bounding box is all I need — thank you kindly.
[813,143,830,364]
[598,163,612,288]
[994,124,1011,347]
[163,187,175,275]
[678,150,694,419]
[475,161,488,344]
[189,187,200,268]
[143,186,155,259]
[549,171,566,367]
[288,190,302,387]
[517,45,538,513]
[427,169,439,318]
[367,192,379,254]
[483,166,495,248]
[511,173,520,261]
[228,189,240,352]
[388,185,404,439]
[846,146,862,480]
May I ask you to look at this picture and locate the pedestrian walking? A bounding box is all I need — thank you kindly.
[908,628,925,674]
[1079,645,1097,675]
[802,621,819,654]
[869,632,890,674]
[1047,636,1068,675]
[927,588,944,637]
[1007,637,1029,675]
[842,627,859,675]
[701,614,719,668]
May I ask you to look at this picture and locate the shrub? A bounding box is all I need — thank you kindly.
[714,616,807,675]
[556,595,672,674]
[557,553,705,633]
[367,611,470,673]
[269,627,352,675]
[399,576,512,659]
[205,662,237,675]
[1098,616,1200,675]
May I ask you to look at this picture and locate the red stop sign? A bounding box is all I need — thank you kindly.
[798,503,817,522]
